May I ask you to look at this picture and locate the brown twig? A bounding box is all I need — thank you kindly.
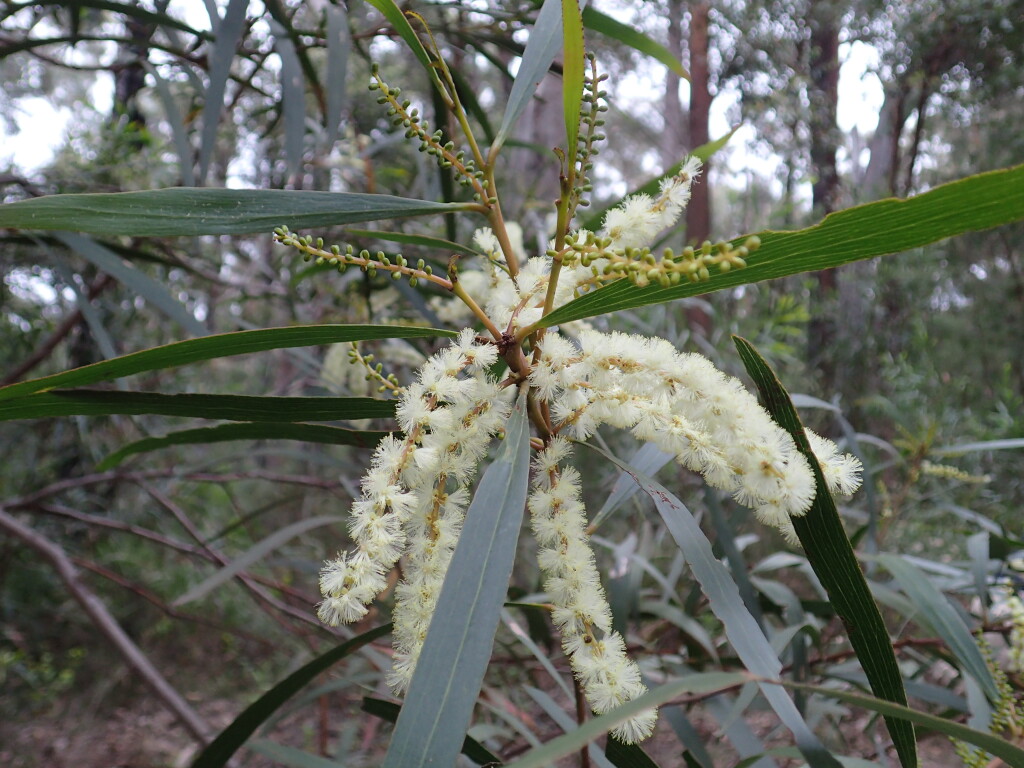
[24,501,318,606]
[136,480,327,635]
[573,676,592,768]
[0,507,213,745]
[3,468,343,511]
[0,273,114,386]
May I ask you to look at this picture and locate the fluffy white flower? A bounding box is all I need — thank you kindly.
[528,440,657,743]
[319,333,509,636]
[600,157,702,251]
[805,429,863,496]
[542,328,861,541]
[473,226,500,257]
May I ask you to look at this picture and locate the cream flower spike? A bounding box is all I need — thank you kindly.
[529,438,657,744]
[528,329,862,541]
[318,332,509,648]
[601,157,702,249]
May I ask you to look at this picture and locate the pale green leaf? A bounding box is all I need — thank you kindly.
[383,394,531,768]
[174,515,343,607]
[877,554,1000,703]
[199,0,249,183]
[325,4,351,148]
[56,233,208,337]
[247,741,343,768]
[503,672,749,768]
[546,163,1024,327]
[0,188,474,236]
[269,18,306,178]
[930,438,1024,456]
[492,0,590,153]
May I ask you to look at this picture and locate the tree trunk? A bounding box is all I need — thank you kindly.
[862,81,913,200]
[805,0,841,392]
[685,1,712,246]
[660,0,687,167]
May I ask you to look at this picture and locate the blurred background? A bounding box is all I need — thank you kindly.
[1,1,1022,765]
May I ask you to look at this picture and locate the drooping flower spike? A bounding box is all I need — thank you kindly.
[318,326,861,742]
[303,79,861,743]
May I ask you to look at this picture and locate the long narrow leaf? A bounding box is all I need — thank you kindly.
[524,686,616,768]
[198,0,249,184]
[583,443,843,768]
[561,0,585,155]
[733,336,916,768]
[492,0,590,153]
[383,394,531,768]
[591,442,673,531]
[783,681,1024,766]
[56,233,208,337]
[0,324,453,402]
[0,188,475,236]
[174,515,342,606]
[930,438,1024,456]
[190,624,392,768]
[363,0,448,98]
[877,554,999,703]
[270,18,306,178]
[246,741,344,768]
[504,670,1024,768]
[547,163,1024,327]
[98,422,389,470]
[143,60,196,186]
[324,4,350,148]
[0,391,396,422]
[503,672,750,768]
[581,7,688,78]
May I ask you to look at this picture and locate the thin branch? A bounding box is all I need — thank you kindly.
[1,273,114,387]
[0,507,213,745]
[24,501,318,606]
[137,481,327,634]
[71,555,276,650]
[3,468,343,511]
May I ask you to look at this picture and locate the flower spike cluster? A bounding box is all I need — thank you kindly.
[318,331,512,690]
[530,438,657,743]
[306,51,864,747]
[530,329,862,542]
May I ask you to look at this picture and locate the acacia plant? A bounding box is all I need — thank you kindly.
[2,0,1024,766]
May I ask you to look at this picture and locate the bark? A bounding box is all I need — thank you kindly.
[676,1,714,340]
[112,15,153,145]
[805,0,841,391]
[902,80,931,195]
[685,1,712,246]
[660,0,687,167]
[862,81,913,199]
[807,3,840,216]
